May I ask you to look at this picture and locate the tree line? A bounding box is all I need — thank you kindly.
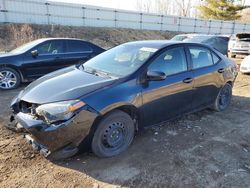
[135,0,248,21]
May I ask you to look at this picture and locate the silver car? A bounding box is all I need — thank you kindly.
[228,33,250,58]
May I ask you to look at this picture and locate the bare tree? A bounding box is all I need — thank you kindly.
[241,0,246,6]
[135,0,193,17]
[135,0,152,13]
[154,0,171,15]
[175,0,192,17]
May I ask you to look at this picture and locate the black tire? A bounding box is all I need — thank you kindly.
[213,83,232,112]
[91,110,135,158]
[0,67,21,90]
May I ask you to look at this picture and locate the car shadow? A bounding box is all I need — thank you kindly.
[54,95,250,187]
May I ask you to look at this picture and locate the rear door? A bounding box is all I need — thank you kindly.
[187,45,224,109]
[140,46,194,127]
[64,40,94,66]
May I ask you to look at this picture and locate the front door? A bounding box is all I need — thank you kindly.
[140,46,194,127]
[22,40,65,79]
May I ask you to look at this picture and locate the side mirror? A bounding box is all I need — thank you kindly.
[31,50,38,57]
[147,70,166,81]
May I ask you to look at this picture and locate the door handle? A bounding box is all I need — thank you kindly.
[218,68,225,73]
[183,78,193,83]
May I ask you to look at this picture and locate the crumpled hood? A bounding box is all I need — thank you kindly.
[18,66,117,104]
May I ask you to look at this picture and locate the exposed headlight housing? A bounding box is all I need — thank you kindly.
[36,100,85,124]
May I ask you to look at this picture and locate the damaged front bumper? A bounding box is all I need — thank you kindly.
[23,134,51,157]
[9,107,98,159]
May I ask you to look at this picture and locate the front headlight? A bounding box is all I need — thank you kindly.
[36,100,85,124]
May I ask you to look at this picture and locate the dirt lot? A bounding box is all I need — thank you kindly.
[1,57,250,188]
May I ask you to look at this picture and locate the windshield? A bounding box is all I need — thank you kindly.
[171,35,188,41]
[184,36,213,43]
[83,43,159,77]
[10,39,44,53]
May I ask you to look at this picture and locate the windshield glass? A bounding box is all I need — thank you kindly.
[83,43,159,77]
[10,39,44,53]
[184,36,213,43]
[171,35,188,41]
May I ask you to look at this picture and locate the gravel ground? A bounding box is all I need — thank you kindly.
[0,59,250,188]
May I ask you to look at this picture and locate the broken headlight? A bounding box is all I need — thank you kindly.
[36,100,85,124]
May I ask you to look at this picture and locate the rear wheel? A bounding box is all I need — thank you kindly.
[91,110,135,158]
[0,67,21,90]
[213,83,232,111]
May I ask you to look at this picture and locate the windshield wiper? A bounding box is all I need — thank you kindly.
[94,69,117,78]
[82,66,117,79]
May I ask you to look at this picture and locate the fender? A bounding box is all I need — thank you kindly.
[98,102,142,131]
[99,102,138,115]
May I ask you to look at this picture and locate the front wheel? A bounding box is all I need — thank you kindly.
[0,67,21,90]
[213,83,232,111]
[91,110,135,158]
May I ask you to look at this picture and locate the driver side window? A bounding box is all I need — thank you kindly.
[148,47,188,76]
[36,40,63,55]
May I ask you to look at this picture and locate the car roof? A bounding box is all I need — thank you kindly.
[123,40,212,49]
[33,38,89,42]
[124,40,183,48]
[176,33,216,37]
[176,33,228,38]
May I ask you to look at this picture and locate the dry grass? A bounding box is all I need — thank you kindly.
[0,23,178,51]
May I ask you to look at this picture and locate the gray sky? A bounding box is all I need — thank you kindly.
[51,0,138,11]
[50,0,250,11]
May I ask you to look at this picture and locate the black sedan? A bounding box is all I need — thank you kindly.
[8,41,238,159]
[0,38,105,90]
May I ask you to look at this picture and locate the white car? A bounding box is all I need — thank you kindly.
[240,55,250,73]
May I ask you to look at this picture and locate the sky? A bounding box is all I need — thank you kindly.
[51,0,250,12]
[51,0,138,11]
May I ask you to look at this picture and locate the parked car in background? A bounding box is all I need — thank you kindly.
[240,55,250,73]
[0,38,105,90]
[228,34,237,57]
[228,33,250,58]
[8,41,238,159]
[182,34,229,56]
[170,34,196,41]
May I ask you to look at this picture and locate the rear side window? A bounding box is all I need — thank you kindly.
[188,46,214,69]
[148,47,187,76]
[211,52,220,64]
[66,40,92,53]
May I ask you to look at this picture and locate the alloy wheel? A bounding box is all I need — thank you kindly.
[0,70,17,89]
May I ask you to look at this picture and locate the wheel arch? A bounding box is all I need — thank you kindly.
[96,103,140,131]
[226,80,233,87]
[0,64,24,82]
[78,103,140,152]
